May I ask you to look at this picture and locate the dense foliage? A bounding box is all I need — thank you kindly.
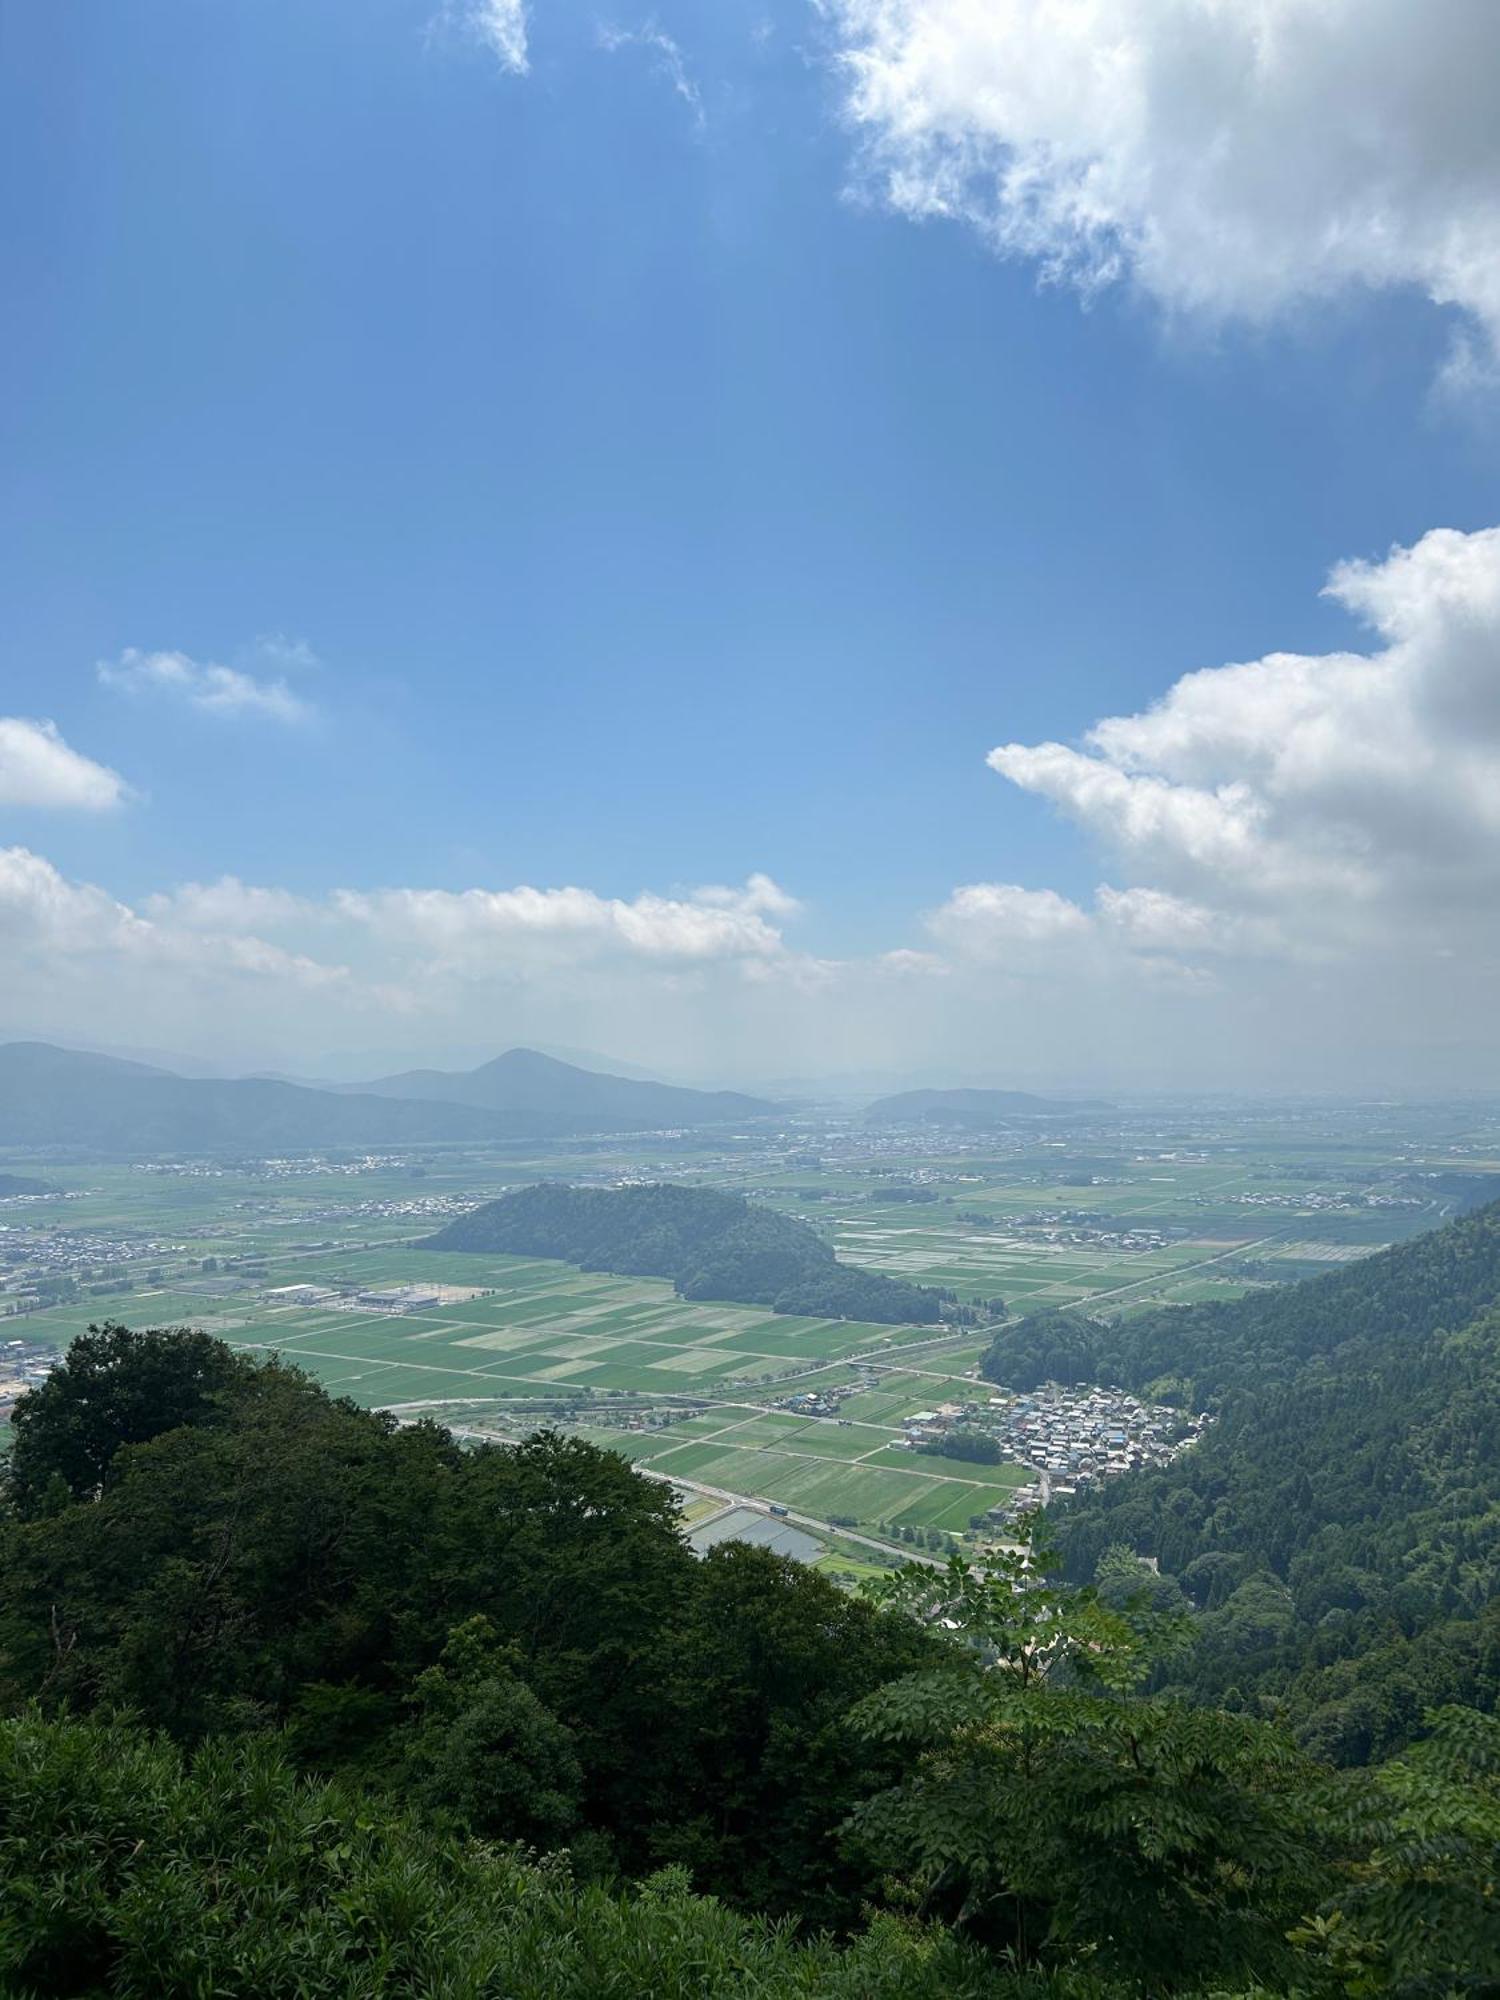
[0,1329,943,1930]
[919,1428,1007,1463]
[5,1321,1500,1996]
[981,1197,1500,1404]
[0,1712,992,1999]
[424,1181,946,1324]
[979,1200,1500,1763]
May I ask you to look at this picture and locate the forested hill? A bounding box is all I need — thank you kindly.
[1016,1197,1500,1764]
[981,1192,1500,1406]
[423,1181,946,1324]
[0,1171,53,1197]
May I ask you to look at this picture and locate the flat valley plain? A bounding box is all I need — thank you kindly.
[6,1096,1499,1543]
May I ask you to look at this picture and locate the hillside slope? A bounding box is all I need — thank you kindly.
[423,1181,947,1324]
[350,1047,774,1129]
[1022,1198,1500,1761]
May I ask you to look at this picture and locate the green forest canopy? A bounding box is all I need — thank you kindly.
[2,1316,1499,1994]
[983,1196,1500,1764]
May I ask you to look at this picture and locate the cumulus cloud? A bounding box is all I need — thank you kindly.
[0,853,828,1078]
[691,872,803,919]
[984,523,1500,954]
[0,848,344,989]
[335,874,796,964]
[99,648,311,723]
[5,834,1498,1090]
[144,877,316,932]
[826,0,1500,359]
[928,881,1091,956]
[0,718,129,812]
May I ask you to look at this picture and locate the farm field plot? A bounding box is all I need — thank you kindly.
[14,1252,935,1418]
[627,1434,1026,1532]
[821,1209,1253,1311]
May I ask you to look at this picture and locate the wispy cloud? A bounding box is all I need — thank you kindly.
[99,647,313,724]
[456,0,529,75]
[597,20,704,129]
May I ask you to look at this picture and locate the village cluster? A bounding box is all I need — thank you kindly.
[893,1383,1209,1522]
[0,1224,183,1311]
[983,1212,1174,1253]
[229,1191,476,1226]
[1222,1188,1426,1213]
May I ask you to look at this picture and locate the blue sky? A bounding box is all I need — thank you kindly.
[4,0,1500,1087]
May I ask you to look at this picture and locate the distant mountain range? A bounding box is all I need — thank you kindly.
[0,1043,776,1155]
[341,1047,772,1129]
[864,1087,1112,1127]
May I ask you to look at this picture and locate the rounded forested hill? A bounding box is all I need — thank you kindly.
[422,1181,945,1325]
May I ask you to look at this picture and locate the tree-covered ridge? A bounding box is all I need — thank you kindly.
[3,1326,1500,1996]
[978,1199,1500,1764]
[423,1180,947,1324]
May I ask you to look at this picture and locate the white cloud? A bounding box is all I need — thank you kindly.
[0,855,828,1081]
[335,873,795,964]
[99,648,312,723]
[0,848,344,989]
[691,872,803,919]
[462,0,529,74]
[145,877,316,932]
[826,0,1500,360]
[928,881,1091,956]
[598,21,704,127]
[5,834,1500,1090]
[985,523,1500,950]
[0,718,129,812]
[1093,884,1235,954]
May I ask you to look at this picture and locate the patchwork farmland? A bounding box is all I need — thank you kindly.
[7,1098,1491,1541]
[9,1234,1024,1535]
